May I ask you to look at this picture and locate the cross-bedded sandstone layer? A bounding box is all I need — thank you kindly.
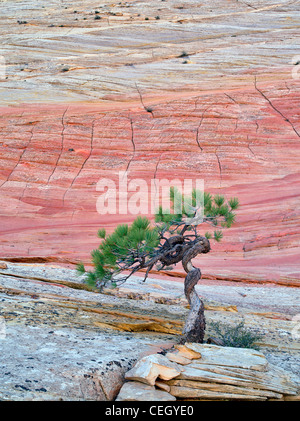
[0,0,299,285]
[0,262,299,400]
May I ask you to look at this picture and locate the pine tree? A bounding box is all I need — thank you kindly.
[77,187,239,343]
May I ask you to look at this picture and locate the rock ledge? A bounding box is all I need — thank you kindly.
[116,344,300,401]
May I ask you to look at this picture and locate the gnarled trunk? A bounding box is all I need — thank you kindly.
[181,264,205,343]
[146,233,210,343]
[181,237,210,343]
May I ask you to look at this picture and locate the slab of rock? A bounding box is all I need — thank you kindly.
[1,91,300,286]
[166,351,192,366]
[177,364,298,397]
[125,354,183,386]
[115,382,176,401]
[155,381,171,393]
[167,381,282,401]
[120,344,299,401]
[184,343,268,371]
[174,344,201,360]
[0,322,176,401]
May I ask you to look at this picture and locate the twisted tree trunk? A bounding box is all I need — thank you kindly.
[181,237,210,343]
[154,234,210,343]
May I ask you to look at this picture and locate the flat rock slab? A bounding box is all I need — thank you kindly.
[166,382,278,401]
[175,360,299,399]
[115,381,176,402]
[184,343,268,371]
[107,274,300,315]
[117,344,299,401]
[125,354,183,386]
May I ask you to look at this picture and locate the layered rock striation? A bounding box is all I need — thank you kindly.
[0,262,299,400]
[117,344,300,401]
[0,80,299,284]
[0,0,299,285]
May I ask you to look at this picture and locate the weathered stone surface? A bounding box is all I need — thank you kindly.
[115,381,176,402]
[184,343,268,371]
[167,382,280,400]
[106,274,300,318]
[178,363,299,397]
[284,394,300,401]
[1,0,298,105]
[0,0,299,287]
[174,344,202,360]
[122,345,299,401]
[155,380,171,393]
[1,262,300,351]
[0,323,163,401]
[1,91,300,286]
[0,265,181,400]
[125,354,182,386]
[166,351,192,366]
[0,262,299,400]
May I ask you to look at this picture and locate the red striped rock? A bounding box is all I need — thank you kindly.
[0,79,299,286]
[0,0,299,286]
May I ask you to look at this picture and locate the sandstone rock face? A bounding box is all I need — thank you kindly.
[0,263,178,400]
[0,0,299,286]
[183,343,268,371]
[124,354,183,386]
[165,351,192,366]
[0,262,299,400]
[115,382,176,402]
[0,0,298,105]
[0,0,299,401]
[117,344,300,401]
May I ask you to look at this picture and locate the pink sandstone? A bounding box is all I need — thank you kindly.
[0,0,299,287]
[0,78,299,286]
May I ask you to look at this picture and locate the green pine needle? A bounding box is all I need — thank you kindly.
[214,230,223,242]
[229,197,239,210]
[97,228,106,239]
[214,194,225,207]
[76,262,86,274]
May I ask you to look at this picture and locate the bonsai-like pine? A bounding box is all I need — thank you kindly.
[77,187,239,343]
